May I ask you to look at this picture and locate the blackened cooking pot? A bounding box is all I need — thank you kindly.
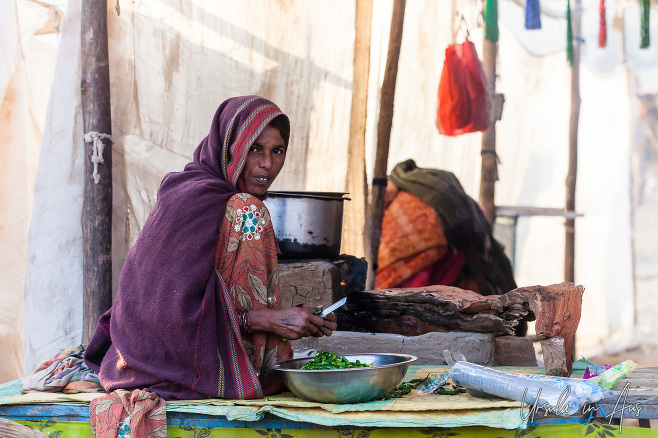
[264,191,349,259]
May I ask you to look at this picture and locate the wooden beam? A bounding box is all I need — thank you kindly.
[565,0,582,284]
[81,0,113,344]
[365,0,406,290]
[540,337,568,376]
[478,36,498,225]
[343,0,373,259]
[529,282,584,375]
[495,205,583,219]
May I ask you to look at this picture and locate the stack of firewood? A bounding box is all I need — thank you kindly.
[337,282,584,376]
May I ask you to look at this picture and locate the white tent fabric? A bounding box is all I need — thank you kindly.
[21,0,83,381]
[0,0,54,383]
[13,0,656,375]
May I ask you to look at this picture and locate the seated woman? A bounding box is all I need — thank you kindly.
[83,95,336,400]
[376,159,516,296]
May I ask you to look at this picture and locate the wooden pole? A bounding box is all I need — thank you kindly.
[344,0,373,259]
[565,0,581,283]
[365,0,406,290]
[479,35,498,226]
[81,0,113,343]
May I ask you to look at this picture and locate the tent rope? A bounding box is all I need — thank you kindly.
[84,131,112,184]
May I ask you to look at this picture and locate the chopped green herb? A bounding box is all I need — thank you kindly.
[434,383,466,395]
[379,375,430,400]
[300,351,373,370]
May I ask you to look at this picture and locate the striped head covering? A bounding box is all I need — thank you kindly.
[195,95,290,189]
[84,96,291,400]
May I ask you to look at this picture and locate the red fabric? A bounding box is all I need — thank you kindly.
[89,389,166,438]
[437,45,470,135]
[376,189,448,289]
[599,0,607,48]
[22,345,102,393]
[399,249,466,289]
[436,41,489,136]
[376,187,474,291]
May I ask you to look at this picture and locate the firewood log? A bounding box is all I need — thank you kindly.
[338,282,584,374]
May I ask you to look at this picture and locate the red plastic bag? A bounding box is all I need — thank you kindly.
[436,40,490,136]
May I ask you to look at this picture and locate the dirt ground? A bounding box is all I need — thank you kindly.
[590,345,658,368]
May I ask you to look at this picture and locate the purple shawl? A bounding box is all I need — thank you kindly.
[84,96,290,400]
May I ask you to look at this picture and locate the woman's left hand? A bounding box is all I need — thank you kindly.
[316,311,337,337]
[249,307,337,340]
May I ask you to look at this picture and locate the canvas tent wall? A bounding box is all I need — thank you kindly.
[0,0,58,384]
[0,0,652,380]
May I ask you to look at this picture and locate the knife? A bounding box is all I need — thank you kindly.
[319,297,347,318]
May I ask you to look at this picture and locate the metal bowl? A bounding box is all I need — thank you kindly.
[273,353,417,404]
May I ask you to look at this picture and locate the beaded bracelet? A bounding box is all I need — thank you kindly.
[237,310,251,335]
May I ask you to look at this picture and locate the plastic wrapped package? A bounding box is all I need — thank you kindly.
[588,360,638,389]
[417,371,451,395]
[450,362,614,416]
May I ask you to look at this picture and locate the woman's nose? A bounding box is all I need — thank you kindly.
[260,153,273,169]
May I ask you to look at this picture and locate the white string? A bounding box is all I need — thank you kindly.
[50,6,62,33]
[84,131,112,184]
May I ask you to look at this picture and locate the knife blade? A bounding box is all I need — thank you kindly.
[319,297,347,318]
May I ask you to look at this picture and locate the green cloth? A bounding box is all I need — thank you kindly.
[641,0,651,49]
[566,0,574,66]
[572,358,598,371]
[389,159,516,295]
[0,379,22,399]
[485,0,499,43]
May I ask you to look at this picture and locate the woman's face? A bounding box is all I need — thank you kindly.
[239,125,287,196]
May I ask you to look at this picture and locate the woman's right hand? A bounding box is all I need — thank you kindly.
[250,307,336,340]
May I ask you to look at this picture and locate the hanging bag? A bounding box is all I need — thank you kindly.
[437,44,471,135]
[436,40,490,136]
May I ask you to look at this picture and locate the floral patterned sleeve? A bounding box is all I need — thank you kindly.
[214,193,292,392]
